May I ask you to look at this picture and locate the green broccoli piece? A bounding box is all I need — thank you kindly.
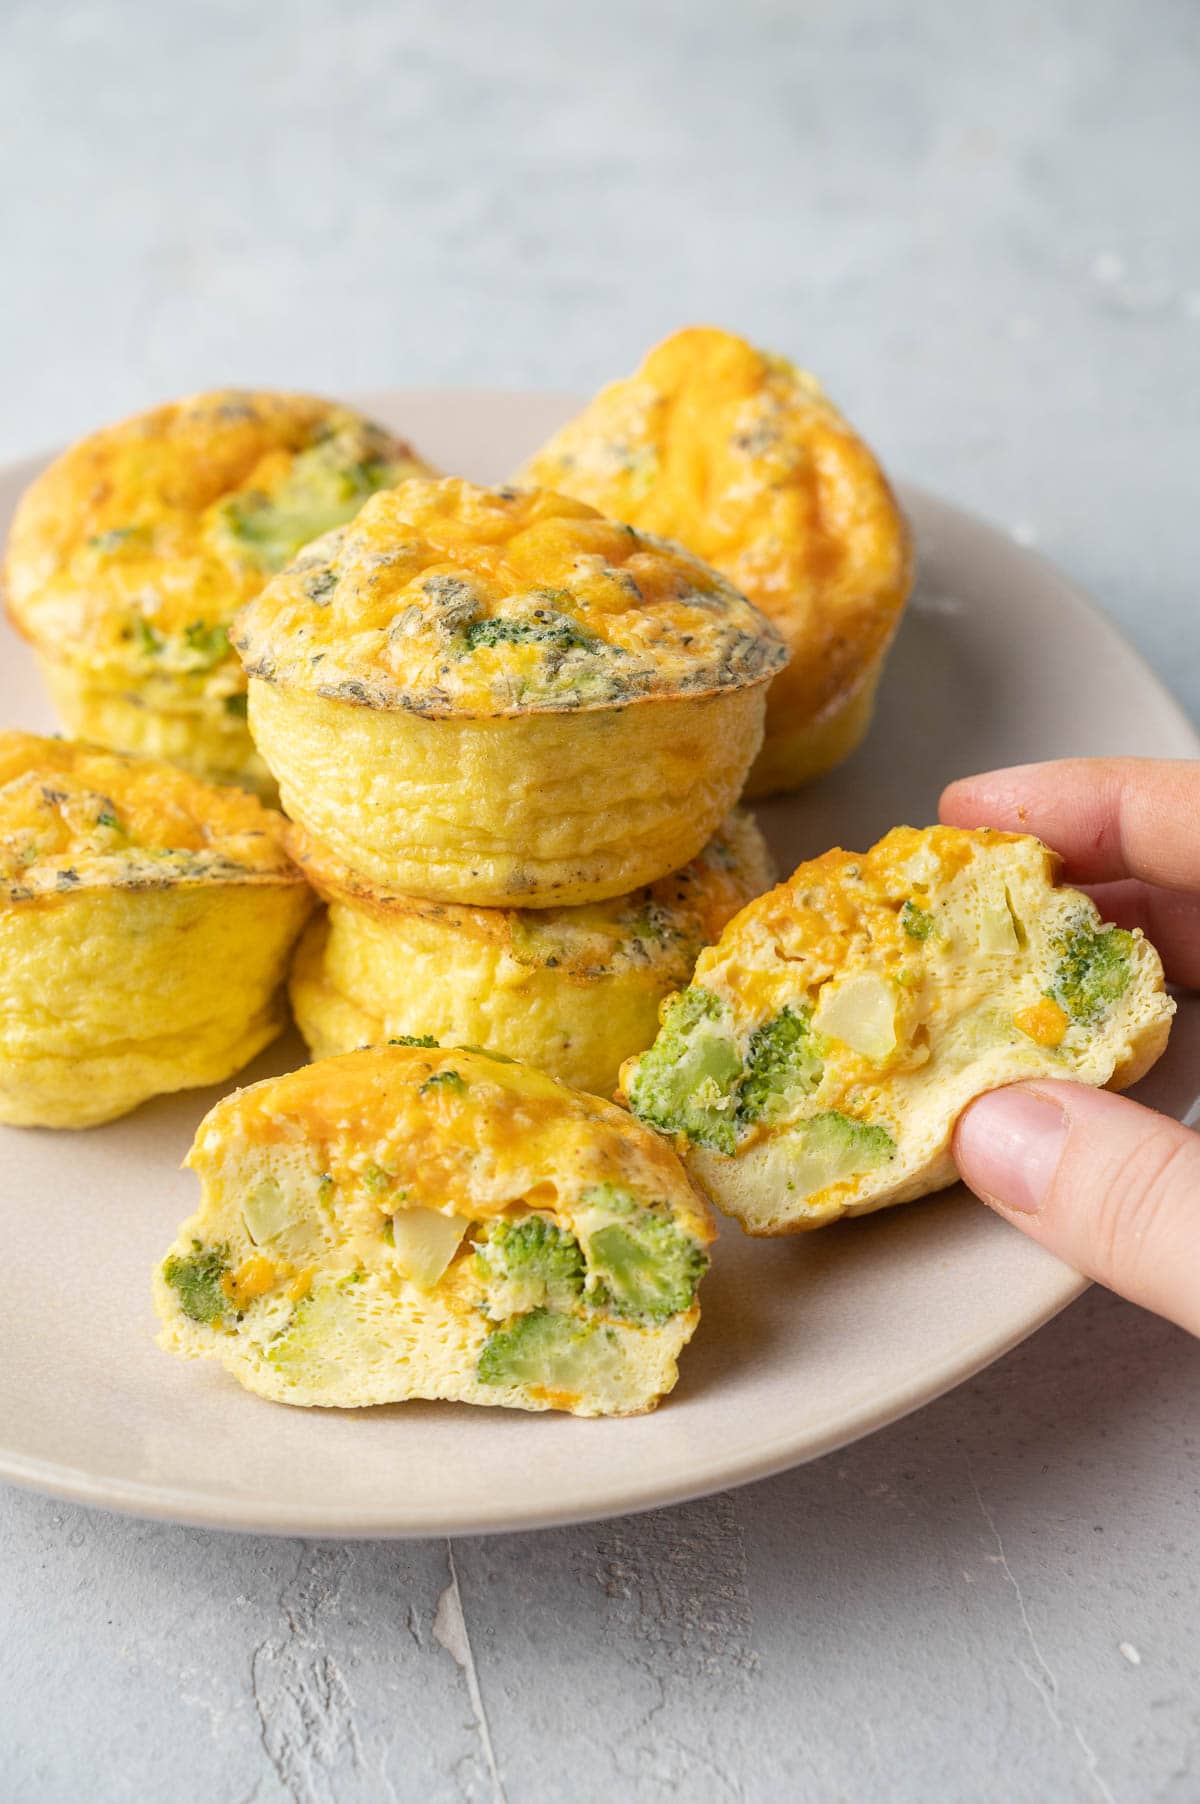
[476,1215,586,1318]
[477,1308,623,1394]
[788,1112,896,1200]
[214,432,403,571]
[420,1069,465,1094]
[162,1240,231,1324]
[132,617,163,658]
[183,620,231,667]
[625,986,742,1153]
[901,900,937,940]
[464,612,596,653]
[1048,920,1135,1025]
[581,1191,707,1324]
[388,1033,440,1048]
[87,526,140,555]
[737,1006,824,1126]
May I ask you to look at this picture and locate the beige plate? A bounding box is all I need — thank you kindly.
[0,389,1196,1538]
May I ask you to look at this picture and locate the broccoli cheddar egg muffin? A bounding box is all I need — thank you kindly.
[3,390,433,791]
[621,826,1173,1234]
[0,732,314,1128]
[517,326,914,798]
[233,477,786,907]
[288,809,774,1097]
[155,1044,714,1416]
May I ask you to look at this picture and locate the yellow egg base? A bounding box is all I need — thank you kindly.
[674,833,1174,1233]
[157,1254,698,1418]
[155,1044,711,1416]
[248,678,768,906]
[0,882,312,1128]
[36,653,273,796]
[291,909,679,1098]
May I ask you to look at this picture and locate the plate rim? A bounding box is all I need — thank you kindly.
[0,398,1195,1537]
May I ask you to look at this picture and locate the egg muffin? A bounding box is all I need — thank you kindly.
[288,809,774,1097]
[233,477,786,907]
[621,826,1173,1234]
[516,326,913,798]
[0,732,314,1128]
[3,390,433,791]
[154,1043,714,1416]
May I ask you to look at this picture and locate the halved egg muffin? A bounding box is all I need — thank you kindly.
[0,732,314,1128]
[232,477,786,907]
[3,390,433,791]
[620,826,1173,1233]
[516,326,913,799]
[154,1043,714,1416]
[287,809,774,1097]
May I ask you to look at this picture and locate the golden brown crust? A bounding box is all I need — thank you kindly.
[4,389,432,677]
[0,730,304,902]
[232,476,787,719]
[516,326,913,729]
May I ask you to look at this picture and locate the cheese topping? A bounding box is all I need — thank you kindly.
[0,731,299,901]
[4,390,432,680]
[516,326,912,720]
[190,1044,711,1245]
[232,477,787,718]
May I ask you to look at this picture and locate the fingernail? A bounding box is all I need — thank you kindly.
[954,1087,1068,1215]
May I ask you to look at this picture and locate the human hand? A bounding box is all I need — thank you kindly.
[940,758,1200,1335]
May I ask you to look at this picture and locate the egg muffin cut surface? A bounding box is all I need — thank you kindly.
[621,826,1174,1233]
[234,477,787,906]
[3,390,433,788]
[287,809,774,1096]
[155,1044,715,1416]
[516,326,913,797]
[0,731,313,1127]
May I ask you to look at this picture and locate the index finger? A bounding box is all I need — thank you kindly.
[939,758,1200,892]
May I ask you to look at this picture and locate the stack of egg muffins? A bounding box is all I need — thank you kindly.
[4,328,1169,1424]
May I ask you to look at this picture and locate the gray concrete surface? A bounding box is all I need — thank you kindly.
[2,1,1199,1799]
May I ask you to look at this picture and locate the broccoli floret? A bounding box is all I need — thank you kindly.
[476,1215,586,1319]
[788,1112,896,1200]
[182,620,231,667]
[388,1033,439,1048]
[477,1308,623,1394]
[625,986,742,1153]
[420,1069,465,1094]
[464,612,596,653]
[214,432,403,570]
[133,617,163,658]
[1048,920,1135,1024]
[580,1190,707,1324]
[901,900,936,940]
[163,1240,231,1324]
[737,1006,824,1126]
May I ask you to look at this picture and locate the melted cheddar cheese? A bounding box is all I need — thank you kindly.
[232,476,786,718]
[5,390,432,674]
[516,326,913,792]
[0,730,298,901]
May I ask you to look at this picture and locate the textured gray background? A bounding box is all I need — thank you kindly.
[2,1,1199,1799]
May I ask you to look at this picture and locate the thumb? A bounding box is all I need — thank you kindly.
[953,1080,1200,1336]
